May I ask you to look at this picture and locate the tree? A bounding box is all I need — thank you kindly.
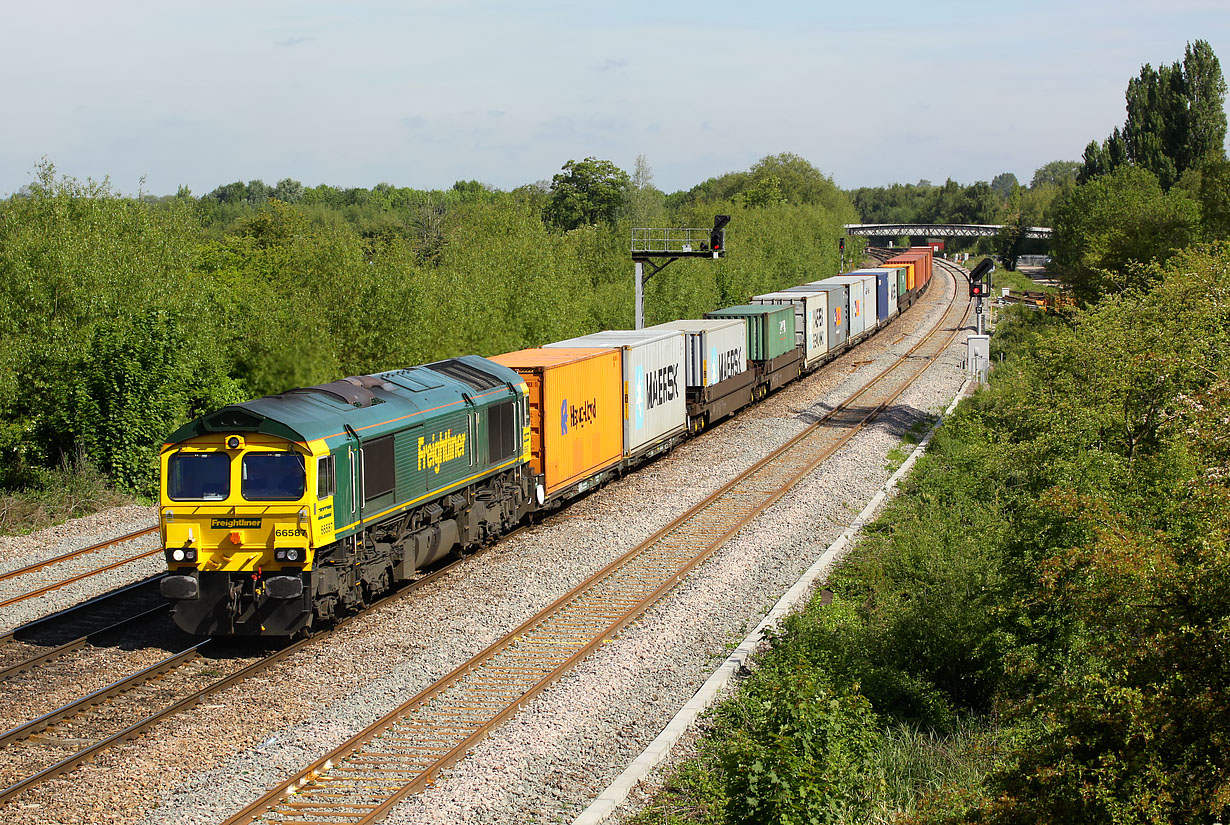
[271,178,304,203]
[245,179,270,205]
[997,187,1027,270]
[1196,157,1230,240]
[990,172,1019,200]
[1181,39,1230,169]
[1086,40,1228,188]
[544,157,631,231]
[207,180,248,204]
[1050,165,1199,302]
[1029,160,1080,189]
[627,154,666,226]
[1124,62,1185,188]
[954,181,999,224]
[1079,128,1128,183]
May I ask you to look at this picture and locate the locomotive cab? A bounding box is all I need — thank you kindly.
[160,432,332,636]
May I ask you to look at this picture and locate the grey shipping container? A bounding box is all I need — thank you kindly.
[750,289,829,368]
[645,319,748,389]
[704,304,796,362]
[792,283,848,352]
[545,329,687,457]
[814,275,876,337]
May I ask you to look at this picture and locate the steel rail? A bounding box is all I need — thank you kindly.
[0,547,162,610]
[0,642,209,748]
[0,556,467,807]
[218,265,971,825]
[0,603,168,682]
[0,576,161,643]
[0,525,158,584]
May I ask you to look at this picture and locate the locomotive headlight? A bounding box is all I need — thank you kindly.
[226,435,243,450]
[286,548,300,562]
[172,549,186,562]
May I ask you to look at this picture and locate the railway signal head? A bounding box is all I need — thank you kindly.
[969,257,994,298]
[710,215,730,254]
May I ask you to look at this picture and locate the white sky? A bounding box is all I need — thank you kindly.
[3,0,1228,196]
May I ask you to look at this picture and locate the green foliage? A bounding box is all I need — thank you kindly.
[1081,39,1227,188]
[50,310,241,493]
[1029,160,1080,189]
[0,161,238,495]
[989,172,1018,200]
[674,154,850,216]
[0,449,129,534]
[710,670,884,825]
[1050,164,1199,302]
[544,157,631,230]
[848,178,1003,254]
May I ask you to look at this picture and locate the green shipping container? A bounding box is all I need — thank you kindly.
[704,304,796,362]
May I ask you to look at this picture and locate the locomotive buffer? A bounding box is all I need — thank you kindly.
[630,215,729,329]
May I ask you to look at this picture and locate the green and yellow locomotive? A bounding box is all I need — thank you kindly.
[159,357,532,636]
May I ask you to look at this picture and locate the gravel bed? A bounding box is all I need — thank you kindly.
[0,505,160,635]
[3,273,967,825]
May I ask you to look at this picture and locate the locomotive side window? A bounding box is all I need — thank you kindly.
[363,435,395,502]
[317,455,335,498]
[242,452,306,501]
[168,452,230,501]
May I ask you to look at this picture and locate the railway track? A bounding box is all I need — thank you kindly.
[0,555,469,807]
[218,262,971,825]
[0,577,168,681]
[0,525,160,612]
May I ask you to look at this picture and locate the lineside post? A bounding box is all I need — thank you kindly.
[630,216,729,329]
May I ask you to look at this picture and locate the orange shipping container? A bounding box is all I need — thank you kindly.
[884,258,916,290]
[489,348,623,499]
[907,247,934,285]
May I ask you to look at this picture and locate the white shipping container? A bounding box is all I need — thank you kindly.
[751,289,829,367]
[545,329,687,456]
[645,319,748,389]
[815,275,877,337]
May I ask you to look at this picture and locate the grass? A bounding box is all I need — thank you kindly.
[627,717,1014,825]
[885,416,938,474]
[0,451,131,536]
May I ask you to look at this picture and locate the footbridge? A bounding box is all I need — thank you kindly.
[845,223,1053,240]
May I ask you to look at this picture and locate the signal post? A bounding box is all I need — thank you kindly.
[968,257,994,335]
[631,216,729,330]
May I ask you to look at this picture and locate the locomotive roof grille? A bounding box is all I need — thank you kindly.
[281,376,391,408]
[423,358,504,391]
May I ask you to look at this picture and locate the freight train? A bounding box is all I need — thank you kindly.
[158,248,935,636]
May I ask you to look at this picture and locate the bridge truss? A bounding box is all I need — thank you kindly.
[845,223,1052,240]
